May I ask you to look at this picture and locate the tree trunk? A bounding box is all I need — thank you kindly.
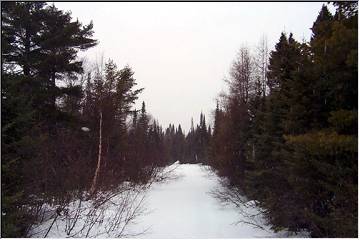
[89,110,103,195]
[24,27,30,76]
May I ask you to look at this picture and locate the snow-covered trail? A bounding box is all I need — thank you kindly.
[29,162,305,238]
[127,163,280,238]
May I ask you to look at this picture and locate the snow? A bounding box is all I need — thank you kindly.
[29,162,308,238]
[127,163,306,238]
[29,185,149,238]
[81,127,90,132]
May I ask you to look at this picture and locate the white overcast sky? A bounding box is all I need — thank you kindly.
[54,2,334,132]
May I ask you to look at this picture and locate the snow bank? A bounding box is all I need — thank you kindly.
[29,184,148,238]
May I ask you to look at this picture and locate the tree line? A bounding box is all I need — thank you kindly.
[208,3,357,237]
[1,1,357,238]
[164,113,211,164]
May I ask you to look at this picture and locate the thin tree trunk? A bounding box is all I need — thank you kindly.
[24,27,30,76]
[105,137,110,170]
[90,110,103,195]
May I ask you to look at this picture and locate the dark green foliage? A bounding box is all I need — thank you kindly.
[284,128,357,237]
[183,113,210,164]
[1,3,167,237]
[162,113,211,165]
[209,3,357,237]
[1,72,36,237]
[2,1,357,238]
[2,2,97,236]
[164,123,186,163]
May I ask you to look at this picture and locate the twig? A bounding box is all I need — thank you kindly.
[44,213,58,238]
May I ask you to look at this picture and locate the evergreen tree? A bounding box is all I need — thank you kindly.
[2,2,97,236]
[281,3,358,236]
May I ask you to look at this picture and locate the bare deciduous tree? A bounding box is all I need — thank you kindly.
[89,110,103,196]
[254,35,269,98]
[228,46,253,104]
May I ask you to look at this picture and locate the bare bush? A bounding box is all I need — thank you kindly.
[150,162,181,183]
[209,177,270,232]
[28,183,149,238]
[27,162,180,238]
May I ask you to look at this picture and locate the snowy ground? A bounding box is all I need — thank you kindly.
[126,163,304,238]
[30,162,307,238]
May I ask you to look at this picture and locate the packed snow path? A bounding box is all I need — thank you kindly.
[127,163,287,238]
[30,162,305,238]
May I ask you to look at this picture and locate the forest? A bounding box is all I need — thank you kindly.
[1,1,358,238]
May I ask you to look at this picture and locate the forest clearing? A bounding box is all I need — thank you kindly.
[2,2,357,238]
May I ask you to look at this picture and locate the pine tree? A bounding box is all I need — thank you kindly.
[1,2,97,236]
